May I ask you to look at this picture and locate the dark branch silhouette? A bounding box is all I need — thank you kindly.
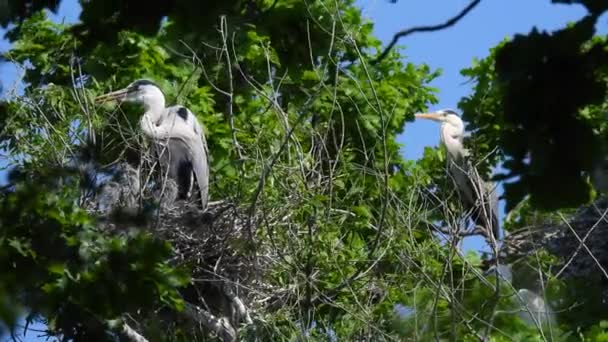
[374,0,481,64]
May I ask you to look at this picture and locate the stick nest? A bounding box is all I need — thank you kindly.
[502,196,608,280]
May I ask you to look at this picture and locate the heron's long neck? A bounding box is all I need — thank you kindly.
[140,96,166,138]
[441,125,466,164]
[140,111,166,140]
[143,95,166,122]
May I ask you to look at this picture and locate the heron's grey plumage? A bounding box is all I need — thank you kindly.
[155,178,179,210]
[97,181,121,214]
[97,163,141,214]
[416,109,499,240]
[95,80,209,210]
[119,163,140,208]
[154,106,209,208]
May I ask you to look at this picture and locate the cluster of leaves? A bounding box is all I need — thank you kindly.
[0,167,188,339]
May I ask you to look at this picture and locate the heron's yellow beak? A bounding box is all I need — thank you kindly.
[414,112,443,122]
[94,87,131,104]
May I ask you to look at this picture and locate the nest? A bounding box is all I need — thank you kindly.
[502,197,608,280]
[92,165,260,341]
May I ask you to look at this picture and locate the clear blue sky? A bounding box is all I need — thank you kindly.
[1,1,607,340]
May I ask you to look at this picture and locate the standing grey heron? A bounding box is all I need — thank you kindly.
[95,79,209,210]
[415,109,499,240]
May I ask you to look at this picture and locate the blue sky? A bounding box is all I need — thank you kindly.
[1,0,607,340]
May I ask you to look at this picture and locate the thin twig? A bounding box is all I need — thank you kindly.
[219,16,244,160]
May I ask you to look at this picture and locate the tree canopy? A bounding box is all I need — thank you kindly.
[1,0,608,341]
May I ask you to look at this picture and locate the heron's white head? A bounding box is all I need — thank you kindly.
[95,79,165,111]
[415,108,465,158]
[415,108,462,127]
[415,109,464,134]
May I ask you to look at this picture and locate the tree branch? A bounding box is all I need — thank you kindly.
[432,224,487,238]
[121,323,149,342]
[183,302,237,342]
[222,284,253,325]
[374,0,481,64]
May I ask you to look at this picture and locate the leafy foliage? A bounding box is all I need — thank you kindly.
[0,168,188,339]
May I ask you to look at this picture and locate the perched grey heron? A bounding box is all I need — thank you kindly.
[415,109,499,240]
[95,79,209,210]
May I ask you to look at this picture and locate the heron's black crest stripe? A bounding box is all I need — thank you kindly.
[131,79,159,89]
[441,109,460,116]
[177,107,189,121]
[127,79,165,96]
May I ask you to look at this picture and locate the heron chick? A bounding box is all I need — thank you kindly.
[97,163,140,215]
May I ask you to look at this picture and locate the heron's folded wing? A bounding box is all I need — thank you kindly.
[162,110,209,209]
[466,162,500,239]
[188,134,209,209]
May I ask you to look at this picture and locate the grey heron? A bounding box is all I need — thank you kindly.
[95,79,209,210]
[415,109,499,240]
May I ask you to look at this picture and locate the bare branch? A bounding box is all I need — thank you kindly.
[432,224,487,237]
[121,323,149,342]
[374,0,481,64]
[219,15,244,160]
[223,284,253,325]
[183,302,237,342]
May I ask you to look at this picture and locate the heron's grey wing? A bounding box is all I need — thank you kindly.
[185,108,209,209]
[448,159,476,209]
[154,139,193,199]
[485,180,500,240]
[195,120,210,167]
[188,134,209,209]
[163,106,209,209]
[190,111,210,165]
[466,162,500,239]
